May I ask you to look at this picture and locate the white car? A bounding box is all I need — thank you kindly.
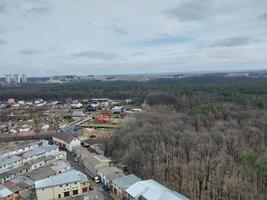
[10,129,17,134]
[19,125,31,133]
[94,176,100,183]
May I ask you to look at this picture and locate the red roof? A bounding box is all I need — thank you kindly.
[4,181,15,187]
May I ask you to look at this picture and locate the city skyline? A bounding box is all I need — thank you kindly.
[0,0,267,76]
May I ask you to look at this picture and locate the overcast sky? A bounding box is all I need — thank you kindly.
[0,0,266,76]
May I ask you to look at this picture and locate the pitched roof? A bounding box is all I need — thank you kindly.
[3,176,34,193]
[23,145,58,158]
[0,184,13,198]
[35,170,88,189]
[126,179,189,200]
[53,133,77,144]
[0,155,21,168]
[112,174,141,190]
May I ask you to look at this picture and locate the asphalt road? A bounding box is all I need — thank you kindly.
[66,151,113,200]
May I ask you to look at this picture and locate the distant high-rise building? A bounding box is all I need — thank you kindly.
[21,74,27,83]
[5,74,27,84]
[13,74,21,83]
[5,74,12,83]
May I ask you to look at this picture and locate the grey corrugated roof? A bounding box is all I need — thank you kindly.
[0,155,21,168]
[112,174,141,189]
[0,184,13,198]
[35,169,88,189]
[0,171,12,179]
[23,145,58,158]
[126,179,189,200]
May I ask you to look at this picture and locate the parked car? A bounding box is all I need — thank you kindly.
[74,157,79,162]
[103,185,109,191]
[94,176,100,183]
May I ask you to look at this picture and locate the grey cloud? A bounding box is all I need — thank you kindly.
[0,38,7,45]
[164,0,212,21]
[26,6,51,16]
[130,52,146,56]
[104,25,129,35]
[19,48,43,55]
[258,12,267,20]
[71,51,119,60]
[0,0,7,13]
[209,36,258,47]
[0,26,5,34]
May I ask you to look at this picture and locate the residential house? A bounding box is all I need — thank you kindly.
[73,146,91,163]
[0,172,12,184]
[111,174,141,199]
[83,154,110,176]
[3,176,35,200]
[0,155,22,173]
[27,160,71,182]
[61,124,83,135]
[72,111,86,120]
[73,146,110,175]
[22,144,59,162]
[112,106,125,114]
[98,166,124,188]
[35,169,90,200]
[0,184,13,200]
[125,179,190,200]
[53,133,81,152]
[0,151,67,184]
[0,140,49,159]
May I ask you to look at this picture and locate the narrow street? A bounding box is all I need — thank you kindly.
[66,151,113,200]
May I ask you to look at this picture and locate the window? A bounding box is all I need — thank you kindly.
[73,190,78,195]
[64,191,70,197]
[58,194,61,198]
[82,187,88,193]
[66,184,68,186]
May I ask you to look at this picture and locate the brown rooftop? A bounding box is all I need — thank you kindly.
[53,133,76,144]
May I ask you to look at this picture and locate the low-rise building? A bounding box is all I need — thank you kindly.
[0,184,13,200]
[83,154,110,176]
[0,155,22,173]
[111,174,141,199]
[0,172,13,184]
[53,133,81,152]
[112,106,125,114]
[0,151,67,184]
[72,110,86,120]
[22,144,59,162]
[125,179,190,200]
[98,166,124,188]
[73,146,110,176]
[3,176,35,200]
[35,169,90,200]
[0,140,49,159]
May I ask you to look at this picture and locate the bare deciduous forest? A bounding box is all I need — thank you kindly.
[105,88,267,200]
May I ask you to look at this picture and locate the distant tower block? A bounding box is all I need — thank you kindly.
[21,74,27,82]
[5,74,12,83]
